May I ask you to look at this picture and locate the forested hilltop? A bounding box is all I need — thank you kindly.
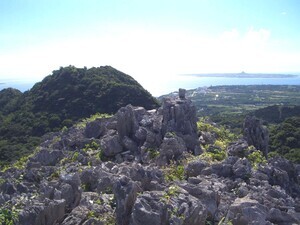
[0,66,159,164]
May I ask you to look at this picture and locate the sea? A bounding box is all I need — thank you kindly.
[151,75,300,96]
[1,75,300,97]
[0,80,35,93]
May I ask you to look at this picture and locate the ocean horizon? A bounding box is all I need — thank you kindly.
[1,75,300,96]
[151,75,300,96]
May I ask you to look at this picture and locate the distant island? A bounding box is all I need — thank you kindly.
[183,72,298,78]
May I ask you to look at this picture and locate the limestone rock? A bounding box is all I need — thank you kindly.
[179,182,219,218]
[227,139,249,158]
[61,205,89,225]
[179,88,186,99]
[18,199,66,225]
[185,159,208,178]
[157,134,187,165]
[1,91,299,225]
[117,105,139,139]
[31,149,64,166]
[227,197,268,225]
[267,207,299,224]
[100,134,123,157]
[85,118,107,138]
[114,176,138,225]
[243,116,269,157]
[232,158,251,180]
[130,189,207,225]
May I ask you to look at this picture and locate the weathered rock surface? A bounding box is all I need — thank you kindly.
[130,188,207,225]
[0,89,299,225]
[243,116,269,157]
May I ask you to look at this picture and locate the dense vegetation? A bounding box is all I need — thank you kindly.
[253,105,300,123]
[0,66,159,165]
[269,117,300,163]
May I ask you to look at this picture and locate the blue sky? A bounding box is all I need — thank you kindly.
[0,0,300,94]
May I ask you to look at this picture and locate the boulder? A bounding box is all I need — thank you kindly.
[227,139,249,158]
[85,118,107,138]
[127,163,164,191]
[134,127,147,144]
[185,159,208,178]
[18,199,66,225]
[59,173,82,211]
[122,136,138,153]
[100,134,123,157]
[143,130,162,149]
[179,182,218,218]
[130,188,207,225]
[157,134,187,165]
[226,197,268,225]
[31,149,64,166]
[268,156,300,196]
[80,168,99,191]
[211,163,233,178]
[267,207,300,224]
[232,158,251,180]
[61,205,89,225]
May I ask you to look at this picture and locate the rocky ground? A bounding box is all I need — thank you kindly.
[0,89,299,225]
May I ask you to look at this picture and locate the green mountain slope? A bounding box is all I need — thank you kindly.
[0,88,22,115]
[29,66,158,116]
[0,66,159,164]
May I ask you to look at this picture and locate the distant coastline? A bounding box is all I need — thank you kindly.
[183,72,298,78]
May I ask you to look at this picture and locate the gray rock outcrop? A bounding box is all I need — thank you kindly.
[0,89,299,225]
[243,116,269,157]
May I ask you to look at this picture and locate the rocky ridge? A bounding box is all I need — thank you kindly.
[0,89,299,225]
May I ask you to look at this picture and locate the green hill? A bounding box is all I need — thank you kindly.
[29,65,158,116]
[0,66,159,164]
[253,105,300,123]
[0,88,22,115]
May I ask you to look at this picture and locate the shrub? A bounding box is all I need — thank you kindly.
[146,148,160,159]
[0,208,19,225]
[72,152,79,161]
[83,141,100,152]
[164,162,185,182]
[247,151,266,169]
[200,150,227,162]
[76,113,112,128]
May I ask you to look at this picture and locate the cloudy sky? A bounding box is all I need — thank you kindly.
[0,0,299,94]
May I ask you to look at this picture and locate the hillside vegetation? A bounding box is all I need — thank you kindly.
[0,66,159,164]
[269,116,300,163]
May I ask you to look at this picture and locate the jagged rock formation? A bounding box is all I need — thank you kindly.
[243,115,269,157]
[0,90,299,225]
[81,90,200,165]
